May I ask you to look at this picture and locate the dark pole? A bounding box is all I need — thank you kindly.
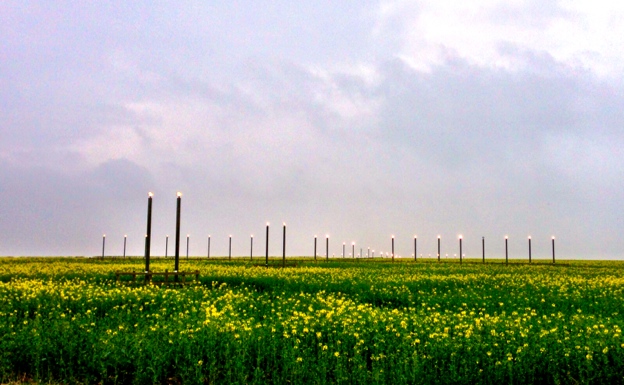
[250,235,253,260]
[459,236,463,265]
[102,234,105,259]
[145,192,153,275]
[414,236,417,261]
[165,235,168,259]
[392,236,395,262]
[326,235,329,261]
[207,235,210,258]
[552,236,555,263]
[528,236,532,263]
[352,242,355,259]
[265,223,269,267]
[482,236,485,263]
[123,235,127,259]
[186,234,189,260]
[282,223,286,267]
[342,243,345,258]
[174,192,181,274]
[437,236,441,262]
[229,235,232,261]
[314,236,317,261]
[505,236,509,265]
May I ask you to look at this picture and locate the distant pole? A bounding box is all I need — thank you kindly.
[342,243,345,258]
[265,223,269,267]
[505,236,508,265]
[229,235,232,260]
[552,236,556,263]
[174,192,181,274]
[102,234,105,259]
[459,235,463,264]
[165,235,169,259]
[314,235,317,261]
[528,236,532,263]
[186,234,189,260]
[207,235,210,258]
[250,235,253,260]
[282,223,286,267]
[414,236,417,261]
[145,192,153,274]
[391,236,395,262]
[360,248,362,259]
[368,247,370,258]
[437,236,441,262]
[482,236,485,263]
[372,250,375,258]
[352,242,355,259]
[123,235,127,259]
[325,235,329,261]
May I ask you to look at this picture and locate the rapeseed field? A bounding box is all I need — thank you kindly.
[1,257,623,384]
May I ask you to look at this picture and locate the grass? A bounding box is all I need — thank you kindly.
[1,257,623,384]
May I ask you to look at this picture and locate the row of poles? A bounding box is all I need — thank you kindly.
[101,193,557,273]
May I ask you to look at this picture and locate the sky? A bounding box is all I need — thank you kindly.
[1,1,623,259]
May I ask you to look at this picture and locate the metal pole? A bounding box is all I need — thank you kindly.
[459,236,462,265]
[265,223,269,267]
[342,243,345,258]
[352,242,355,259]
[186,234,189,260]
[391,236,395,262]
[482,236,485,263]
[437,236,441,262]
[123,235,127,259]
[414,236,417,261]
[102,235,105,259]
[229,235,232,260]
[505,236,508,265]
[250,235,253,260]
[314,236,317,261]
[552,236,555,263]
[528,236,532,263]
[174,192,181,274]
[145,192,153,276]
[165,235,168,259]
[326,236,329,261]
[207,235,210,258]
[282,223,286,267]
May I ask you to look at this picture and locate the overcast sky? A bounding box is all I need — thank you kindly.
[1,1,623,259]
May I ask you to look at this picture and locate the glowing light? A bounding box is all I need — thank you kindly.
[505,235,508,239]
[459,235,463,239]
[177,192,182,197]
[148,192,153,197]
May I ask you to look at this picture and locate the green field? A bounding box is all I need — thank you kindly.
[1,257,623,384]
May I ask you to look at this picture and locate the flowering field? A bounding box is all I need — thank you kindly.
[1,257,623,384]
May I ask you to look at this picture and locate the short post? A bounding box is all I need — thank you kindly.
[552,236,555,263]
[437,235,441,262]
[145,192,153,277]
[282,223,286,267]
[265,223,269,267]
[229,235,232,260]
[102,234,106,259]
[391,235,395,262]
[459,235,463,265]
[505,235,509,265]
[314,235,317,261]
[528,236,532,263]
[123,235,127,259]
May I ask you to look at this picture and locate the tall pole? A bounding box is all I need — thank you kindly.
[265,223,269,267]
[174,192,181,274]
[528,236,532,263]
[391,236,395,262]
[282,223,286,267]
[342,242,345,258]
[145,192,153,275]
[229,235,232,260]
[414,236,417,261]
[352,242,355,259]
[552,236,556,263]
[482,236,485,263]
[102,234,105,259]
[326,235,329,261]
[314,235,317,261]
[437,235,441,262]
[459,235,463,265]
[207,235,210,258]
[505,236,508,265]
[165,235,168,259]
[250,235,253,260]
[186,234,189,260]
[123,235,127,259]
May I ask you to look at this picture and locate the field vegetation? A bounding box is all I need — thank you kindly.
[1,257,623,384]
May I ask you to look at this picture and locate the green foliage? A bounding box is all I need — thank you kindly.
[1,258,624,384]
